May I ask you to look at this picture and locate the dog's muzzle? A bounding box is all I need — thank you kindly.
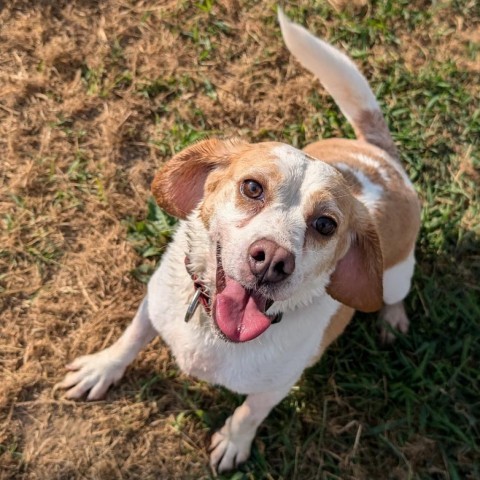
[183,255,283,335]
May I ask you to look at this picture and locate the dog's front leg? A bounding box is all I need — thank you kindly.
[56,297,156,400]
[209,387,291,473]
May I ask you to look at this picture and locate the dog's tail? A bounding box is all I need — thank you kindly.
[278,8,397,158]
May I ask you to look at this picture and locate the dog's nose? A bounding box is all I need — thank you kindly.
[248,239,295,283]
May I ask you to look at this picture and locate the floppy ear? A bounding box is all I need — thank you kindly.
[151,138,245,219]
[326,209,383,312]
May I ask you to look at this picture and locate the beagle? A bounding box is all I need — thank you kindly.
[58,10,420,473]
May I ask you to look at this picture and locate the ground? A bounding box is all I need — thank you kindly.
[0,1,479,479]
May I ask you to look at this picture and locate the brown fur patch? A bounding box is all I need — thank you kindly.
[355,109,399,160]
[304,139,420,268]
[309,304,355,365]
[303,185,351,255]
[326,199,384,312]
[305,138,396,187]
[303,185,349,224]
[233,150,283,214]
[201,142,284,226]
[332,167,363,196]
[151,138,246,219]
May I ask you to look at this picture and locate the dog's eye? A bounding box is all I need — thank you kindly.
[313,216,337,236]
[241,180,264,200]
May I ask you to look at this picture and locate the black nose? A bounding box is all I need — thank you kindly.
[248,239,295,284]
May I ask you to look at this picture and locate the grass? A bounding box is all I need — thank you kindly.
[125,197,176,283]
[0,0,478,479]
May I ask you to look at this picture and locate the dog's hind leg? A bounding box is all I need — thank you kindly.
[56,296,156,400]
[209,386,291,473]
[379,249,415,342]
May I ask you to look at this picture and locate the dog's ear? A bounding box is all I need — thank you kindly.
[151,138,245,219]
[326,205,383,312]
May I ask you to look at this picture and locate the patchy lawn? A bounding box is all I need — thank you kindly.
[1,1,478,479]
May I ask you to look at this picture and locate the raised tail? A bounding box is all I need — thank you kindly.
[278,8,397,158]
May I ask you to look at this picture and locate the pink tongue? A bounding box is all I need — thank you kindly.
[215,276,271,342]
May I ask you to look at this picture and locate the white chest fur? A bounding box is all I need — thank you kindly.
[147,223,340,395]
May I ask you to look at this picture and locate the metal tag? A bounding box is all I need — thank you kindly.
[185,289,201,323]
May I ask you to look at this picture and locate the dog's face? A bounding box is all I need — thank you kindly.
[152,139,383,342]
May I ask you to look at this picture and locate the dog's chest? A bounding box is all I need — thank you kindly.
[147,243,339,394]
[150,300,336,394]
[184,306,335,393]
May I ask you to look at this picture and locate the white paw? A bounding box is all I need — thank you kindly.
[209,416,253,473]
[55,348,127,400]
[379,302,410,343]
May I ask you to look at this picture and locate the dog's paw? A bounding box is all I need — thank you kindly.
[55,349,127,400]
[209,416,252,473]
[379,302,410,343]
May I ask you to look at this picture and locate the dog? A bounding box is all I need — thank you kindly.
[58,10,420,473]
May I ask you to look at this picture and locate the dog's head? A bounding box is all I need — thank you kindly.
[152,138,383,342]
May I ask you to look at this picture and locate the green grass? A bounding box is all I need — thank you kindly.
[125,197,177,283]
[125,1,479,478]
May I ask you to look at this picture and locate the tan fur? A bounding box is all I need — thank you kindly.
[304,139,420,269]
[304,139,396,188]
[354,109,399,159]
[200,143,285,226]
[310,304,355,364]
[326,200,384,312]
[152,138,246,219]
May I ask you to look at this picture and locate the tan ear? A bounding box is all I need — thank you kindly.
[151,138,245,219]
[326,211,383,312]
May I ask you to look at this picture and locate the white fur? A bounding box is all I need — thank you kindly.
[336,162,384,211]
[210,388,289,471]
[352,153,391,183]
[383,249,416,305]
[380,249,416,342]
[354,170,384,210]
[58,210,341,397]
[353,151,416,191]
[278,7,379,126]
[378,151,415,190]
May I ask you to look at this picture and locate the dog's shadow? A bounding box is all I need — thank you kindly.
[291,226,480,475]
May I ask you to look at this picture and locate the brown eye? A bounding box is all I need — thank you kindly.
[313,216,337,236]
[241,180,264,200]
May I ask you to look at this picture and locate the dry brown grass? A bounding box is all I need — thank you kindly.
[1,1,479,479]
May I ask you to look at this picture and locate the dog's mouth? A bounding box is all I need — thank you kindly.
[213,247,276,343]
